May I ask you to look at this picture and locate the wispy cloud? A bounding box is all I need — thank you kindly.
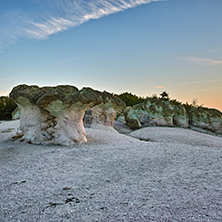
[182,57,222,66]
[195,87,222,92]
[170,79,222,87]
[0,0,164,50]
[154,86,165,89]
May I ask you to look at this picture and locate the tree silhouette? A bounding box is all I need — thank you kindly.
[159,91,170,101]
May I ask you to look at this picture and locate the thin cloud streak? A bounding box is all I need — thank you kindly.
[154,86,165,89]
[182,57,222,66]
[0,0,164,49]
[195,87,222,92]
[170,79,222,87]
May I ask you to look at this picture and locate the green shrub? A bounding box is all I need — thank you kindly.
[116,92,145,107]
[0,97,17,120]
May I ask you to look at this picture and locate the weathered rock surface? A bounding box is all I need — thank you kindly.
[173,104,189,128]
[132,98,175,127]
[123,107,141,129]
[9,84,126,145]
[90,91,126,131]
[189,107,222,134]
[9,85,46,144]
[36,86,101,145]
[12,107,21,120]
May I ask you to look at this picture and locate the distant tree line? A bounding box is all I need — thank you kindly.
[116,91,200,113]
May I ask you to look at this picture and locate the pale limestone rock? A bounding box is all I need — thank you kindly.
[10,85,102,145]
[9,85,46,144]
[12,107,21,120]
[90,91,126,131]
[36,87,101,145]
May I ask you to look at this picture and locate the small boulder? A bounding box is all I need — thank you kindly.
[133,98,175,127]
[189,107,222,134]
[123,106,141,129]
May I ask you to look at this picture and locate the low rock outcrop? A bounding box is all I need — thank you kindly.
[189,107,222,134]
[123,106,141,129]
[123,98,190,129]
[173,104,189,128]
[132,98,175,127]
[10,84,126,145]
[87,91,126,131]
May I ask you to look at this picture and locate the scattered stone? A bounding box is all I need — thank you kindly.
[62,187,71,191]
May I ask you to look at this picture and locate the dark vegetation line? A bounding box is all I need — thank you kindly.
[116,91,195,112]
[0,96,17,120]
[0,91,197,120]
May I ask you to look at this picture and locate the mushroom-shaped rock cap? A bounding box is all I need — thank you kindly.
[37,86,102,109]
[41,85,79,104]
[37,85,79,108]
[99,91,126,109]
[73,87,102,106]
[9,84,45,105]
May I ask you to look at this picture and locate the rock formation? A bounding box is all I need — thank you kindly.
[132,98,175,127]
[123,106,141,129]
[12,107,21,120]
[173,104,189,128]
[9,85,46,144]
[85,91,126,131]
[123,98,190,129]
[10,84,126,145]
[189,107,222,134]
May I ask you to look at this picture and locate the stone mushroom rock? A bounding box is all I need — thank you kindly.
[36,86,101,145]
[189,107,222,134]
[90,91,126,131]
[10,84,102,145]
[9,84,46,144]
[173,104,189,128]
[123,106,141,129]
[132,98,175,127]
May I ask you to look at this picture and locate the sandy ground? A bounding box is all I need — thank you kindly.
[0,120,222,221]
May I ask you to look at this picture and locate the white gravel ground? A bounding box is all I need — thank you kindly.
[0,120,222,221]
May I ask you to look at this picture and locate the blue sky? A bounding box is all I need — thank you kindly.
[0,0,222,111]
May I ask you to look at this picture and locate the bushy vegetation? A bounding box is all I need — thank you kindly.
[0,97,17,120]
[116,91,201,113]
[116,92,145,107]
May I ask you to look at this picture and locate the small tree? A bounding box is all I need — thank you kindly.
[159,91,170,101]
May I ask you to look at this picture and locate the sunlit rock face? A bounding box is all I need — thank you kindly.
[189,107,222,134]
[10,84,102,145]
[90,91,126,131]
